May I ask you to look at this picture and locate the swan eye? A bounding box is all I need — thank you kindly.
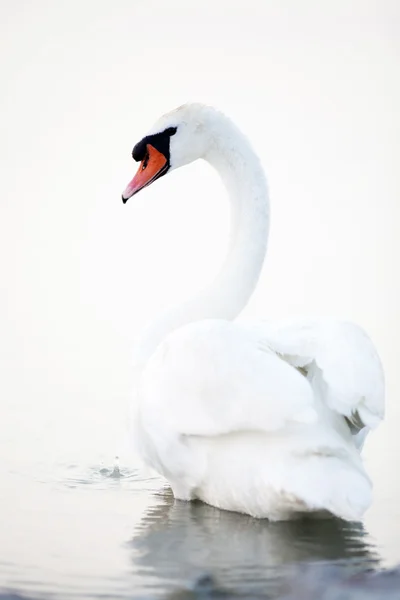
[165,126,177,137]
[142,153,149,170]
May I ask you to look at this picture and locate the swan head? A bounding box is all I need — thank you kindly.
[122,103,213,202]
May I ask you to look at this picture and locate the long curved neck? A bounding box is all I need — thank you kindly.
[134,114,270,366]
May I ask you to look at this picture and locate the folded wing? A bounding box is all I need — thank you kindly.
[254,318,384,436]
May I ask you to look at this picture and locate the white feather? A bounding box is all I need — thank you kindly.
[126,104,384,521]
[255,318,384,430]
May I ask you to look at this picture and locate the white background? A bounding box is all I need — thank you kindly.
[1,0,399,561]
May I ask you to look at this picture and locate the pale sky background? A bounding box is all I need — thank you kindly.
[1,0,400,562]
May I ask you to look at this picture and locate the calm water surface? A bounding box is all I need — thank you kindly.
[1,390,399,600]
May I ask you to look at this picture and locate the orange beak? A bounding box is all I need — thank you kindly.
[122,144,168,203]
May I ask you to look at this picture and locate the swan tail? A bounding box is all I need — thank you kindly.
[279,453,372,522]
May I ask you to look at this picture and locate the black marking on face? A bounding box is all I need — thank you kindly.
[132,126,177,165]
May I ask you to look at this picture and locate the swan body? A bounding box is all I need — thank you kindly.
[122,103,384,521]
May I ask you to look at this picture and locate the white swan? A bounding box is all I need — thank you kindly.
[122,103,384,521]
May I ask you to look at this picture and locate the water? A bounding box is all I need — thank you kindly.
[0,369,399,599]
[1,420,400,599]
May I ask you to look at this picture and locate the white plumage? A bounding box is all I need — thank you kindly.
[123,103,384,521]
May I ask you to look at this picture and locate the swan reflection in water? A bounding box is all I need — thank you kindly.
[129,488,381,598]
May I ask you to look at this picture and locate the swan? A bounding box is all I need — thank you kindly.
[122,103,384,521]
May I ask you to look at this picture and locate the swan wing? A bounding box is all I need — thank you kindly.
[254,318,385,432]
[139,320,318,438]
